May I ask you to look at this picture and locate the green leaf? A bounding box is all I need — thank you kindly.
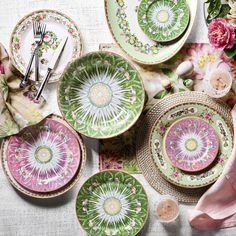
[224,44,236,58]
[161,68,175,78]
[218,4,231,18]
[206,0,222,20]
[154,89,169,99]
[154,88,173,99]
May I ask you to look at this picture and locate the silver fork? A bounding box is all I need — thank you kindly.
[20,21,46,88]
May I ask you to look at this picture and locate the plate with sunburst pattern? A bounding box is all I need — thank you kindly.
[138,0,190,42]
[163,117,219,172]
[76,170,148,236]
[58,51,145,139]
[5,116,82,192]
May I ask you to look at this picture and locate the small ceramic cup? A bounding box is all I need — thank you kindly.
[204,68,232,98]
[154,195,180,223]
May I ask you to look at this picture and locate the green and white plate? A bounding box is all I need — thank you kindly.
[138,0,190,42]
[149,103,233,188]
[58,52,145,139]
[76,170,148,236]
[105,0,197,65]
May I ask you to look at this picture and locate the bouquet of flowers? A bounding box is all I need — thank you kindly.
[206,0,236,58]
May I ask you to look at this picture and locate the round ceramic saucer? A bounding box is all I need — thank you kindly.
[138,0,190,42]
[76,170,148,236]
[1,116,86,198]
[163,117,219,172]
[58,51,145,139]
[10,9,82,83]
[5,116,82,192]
[149,97,233,189]
[105,0,197,64]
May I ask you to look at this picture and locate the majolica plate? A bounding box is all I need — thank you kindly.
[105,0,197,65]
[1,116,86,198]
[163,117,219,172]
[138,0,190,42]
[76,170,148,236]
[58,51,145,139]
[149,101,233,189]
[5,116,82,192]
[10,9,82,83]
[136,92,233,202]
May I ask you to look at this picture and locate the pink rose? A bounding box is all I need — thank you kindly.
[219,157,224,164]
[203,112,212,120]
[173,171,179,177]
[14,43,20,49]
[159,123,166,133]
[208,18,235,50]
[36,15,43,21]
[68,28,74,34]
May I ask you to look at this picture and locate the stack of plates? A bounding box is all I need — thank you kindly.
[136,92,234,203]
[105,0,197,65]
[1,116,86,198]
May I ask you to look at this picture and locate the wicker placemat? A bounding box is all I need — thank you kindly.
[136,91,233,203]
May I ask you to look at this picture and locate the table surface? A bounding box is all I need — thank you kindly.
[0,0,235,235]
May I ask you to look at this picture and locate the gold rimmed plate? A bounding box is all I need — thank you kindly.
[137,0,190,42]
[105,0,197,65]
[162,116,219,173]
[1,115,86,199]
[136,92,233,202]
[10,9,83,83]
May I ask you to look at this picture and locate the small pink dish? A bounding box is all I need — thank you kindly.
[164,117,219,172]
[6,117,81,192]
[155,195,180,223]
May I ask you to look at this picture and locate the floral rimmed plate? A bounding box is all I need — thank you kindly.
[163,117,219,172]
[105,0,197,65]
[138,0,190,42]
[58,51,145,139]
[136,92,233,202]
[76,170,148,236]
[10,9,82,83]
[149,103,233,188]
[2,115,85,195]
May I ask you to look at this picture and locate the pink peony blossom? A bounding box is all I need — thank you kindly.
[208,18,235,50]
[181,43,234,80]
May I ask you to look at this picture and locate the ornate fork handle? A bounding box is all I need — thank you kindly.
[19,45,39,88]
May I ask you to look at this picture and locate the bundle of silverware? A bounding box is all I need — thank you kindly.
[20,21,68,102]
